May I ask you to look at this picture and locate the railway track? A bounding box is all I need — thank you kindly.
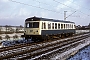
[14,34,90,60]
[0,33,90,60]
[0,32,88,52]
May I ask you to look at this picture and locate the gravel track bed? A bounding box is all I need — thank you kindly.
[0,33,90,59]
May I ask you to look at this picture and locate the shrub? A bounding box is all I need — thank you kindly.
[0,36,2,40]
[15,31,24,33]
[5,35,10,40]
[13,35,18,40]
[5,32,13,34]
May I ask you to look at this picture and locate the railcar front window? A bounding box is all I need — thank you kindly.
[25,22,39,28]
[29,23,33,28]
[26,23,29,28]
[33,22,39,28]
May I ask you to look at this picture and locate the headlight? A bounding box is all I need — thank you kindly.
[36,30,38,32]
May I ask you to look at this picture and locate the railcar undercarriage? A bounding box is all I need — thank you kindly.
[23,33,74,42]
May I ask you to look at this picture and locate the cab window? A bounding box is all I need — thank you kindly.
[25,22,39,28]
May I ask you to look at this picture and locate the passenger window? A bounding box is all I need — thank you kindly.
[42,22,44,29]
[61,24,63,29]
[58,24,60,29]
[64,24,65,29]
[69,24,71,29]
[70,24,71,29]
[55,23,57,29]
[52,23,54,29]
[74,25,76,29]
[44,23,46,29]
[48,23,51,29]
[68,24,69,28]
[72,25,73,28]
[66,24,67,29]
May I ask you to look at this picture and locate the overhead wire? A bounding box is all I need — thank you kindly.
[9,0,79,17]
[52,0,90,20]
[32,0,79,15]
[33,0,90,18]
[9,0,90,20]
[68,0,90,11]
[32,0,79,18]
[66,11,76,19]
[8,0,83,20]
[33,0,55,7]
[53,0,90,17]
[9,0,63,14]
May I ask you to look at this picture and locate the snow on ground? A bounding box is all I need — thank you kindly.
[1,39,32,47]
[0,30,89,41]
[76,30,90,34]
[51,37,90,60]
[0,33,23,40]
[0,33,25,47]
[68,45,90,60]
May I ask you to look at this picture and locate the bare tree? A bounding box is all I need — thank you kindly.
[5,25,8,32]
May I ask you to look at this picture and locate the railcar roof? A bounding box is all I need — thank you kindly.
[25,16,75,23]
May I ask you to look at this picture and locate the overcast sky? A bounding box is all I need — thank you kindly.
[0,0,90,26]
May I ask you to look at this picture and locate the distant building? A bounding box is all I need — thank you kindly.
[76,24,90,30]
[0,25,24,33]
[88,23,90,28]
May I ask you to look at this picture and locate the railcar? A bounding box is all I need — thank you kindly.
[23,16,76,41]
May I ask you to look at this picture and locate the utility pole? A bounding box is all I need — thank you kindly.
[64,11,76,21]
[64,11,67,20]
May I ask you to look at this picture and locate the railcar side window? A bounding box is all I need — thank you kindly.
[70,24,72,28]
[74,25,76,29]
[69,24,70,28]
[52,23,54,29]
[48,23,51,29]
[72,25,73,28]
[58,24,60,29]
[64,24,65,29]
[68,24,69,29]
[61,24,63,29]
[55,23,57,29]
[42,22,44,29]
[44,23,46,29]
[66,24,67,29]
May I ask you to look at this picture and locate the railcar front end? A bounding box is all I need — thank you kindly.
[24,21,42,40]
